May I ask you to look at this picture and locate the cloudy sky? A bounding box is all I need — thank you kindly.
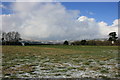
[0,2,119,40]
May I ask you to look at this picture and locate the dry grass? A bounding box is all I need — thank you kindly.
[2,45,119,78]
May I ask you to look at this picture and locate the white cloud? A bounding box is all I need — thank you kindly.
[89,12,94,15]
[86,11,94,15]
[111,19,119,27]
[1,2,118,40]
[98,21,118,38]
[0,4,6,9]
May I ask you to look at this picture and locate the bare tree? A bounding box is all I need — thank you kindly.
[1,32,6,42]
[15,32,21,42]
[1,31,21,42]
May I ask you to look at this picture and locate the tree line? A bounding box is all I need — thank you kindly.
[1,31,119,46]
[64,40,120,46]
[1,31,22,45]
[64,32,119,46]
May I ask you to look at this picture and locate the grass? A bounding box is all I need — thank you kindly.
[2,45,119,78]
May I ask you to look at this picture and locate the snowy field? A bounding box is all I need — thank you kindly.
[2,45,119,79]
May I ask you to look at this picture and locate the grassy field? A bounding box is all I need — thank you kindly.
[2,45,119,78]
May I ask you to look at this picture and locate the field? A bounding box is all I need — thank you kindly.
[2,45,119,78]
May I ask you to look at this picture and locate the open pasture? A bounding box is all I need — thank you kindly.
[2,45,119,78]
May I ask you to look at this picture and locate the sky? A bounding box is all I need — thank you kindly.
[61,2,118,25]
[1,2,118,25]
[0,2,119,40]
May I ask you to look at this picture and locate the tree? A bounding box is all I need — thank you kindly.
[1,32,6,42]
[108,32,118,44]
[81,40,87,45]
[63,40,69,45]
[14,32,21,42]
[1,31,22,45]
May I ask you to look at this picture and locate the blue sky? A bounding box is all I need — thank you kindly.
[1,2,118,25]
[1,2,13,14]
[61,2,118,25]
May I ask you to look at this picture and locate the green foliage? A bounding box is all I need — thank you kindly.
[87,40,96,45]
[63,40,69,45]
[70,41,79,45]
[71,41,81,45]
[81,40,87,45]
[108,32,118,41]
[71,40,113,46]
